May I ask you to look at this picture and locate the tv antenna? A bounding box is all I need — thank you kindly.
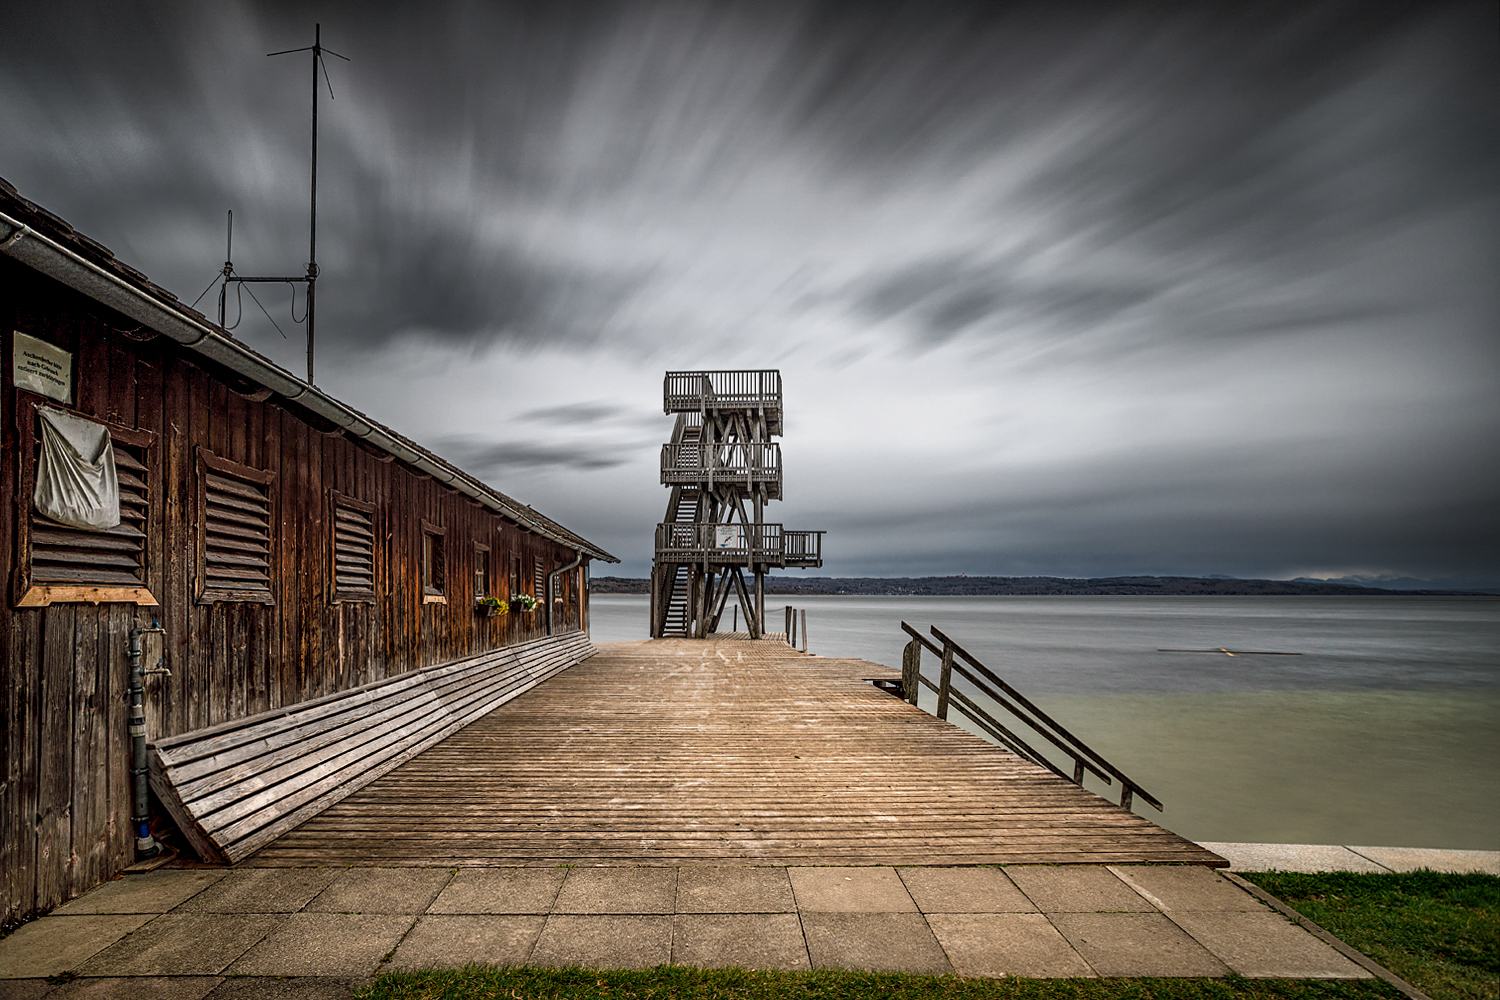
[215,23,348,384]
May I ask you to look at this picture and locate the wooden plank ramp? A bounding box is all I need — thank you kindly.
[246,638,1225,868]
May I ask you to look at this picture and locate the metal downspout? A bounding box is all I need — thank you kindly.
[127,625,166,859]
[546,550,585,635]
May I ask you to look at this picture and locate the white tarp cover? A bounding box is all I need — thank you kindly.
[34,406,120,530]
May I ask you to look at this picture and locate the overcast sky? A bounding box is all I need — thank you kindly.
[4,1,1496,584]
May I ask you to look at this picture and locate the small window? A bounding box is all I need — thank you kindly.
[197,447,275,604]
[421,521,446,603]
[331,491,376,603]
[510,554,522,599]
[474,542,491,600]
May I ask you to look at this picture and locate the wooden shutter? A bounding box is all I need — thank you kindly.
[30,439,148,587]
[17,401,158,607]
[533,557,546,598]
[331,491,377,602]
[197,448,275,604]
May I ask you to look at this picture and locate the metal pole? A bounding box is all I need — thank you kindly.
[306,23,319,384]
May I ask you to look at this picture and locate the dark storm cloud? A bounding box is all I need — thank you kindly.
[436,436,632,474]
[3,0,1495,584]
[856,255,1162,343]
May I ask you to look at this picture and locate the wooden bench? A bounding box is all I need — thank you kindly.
[149,630,596,863]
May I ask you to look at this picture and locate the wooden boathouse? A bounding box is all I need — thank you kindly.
[0,180,617,927]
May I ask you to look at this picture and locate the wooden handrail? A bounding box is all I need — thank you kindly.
[899,621,1162,812]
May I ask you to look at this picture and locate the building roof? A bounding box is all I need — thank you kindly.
[0,177,617,563]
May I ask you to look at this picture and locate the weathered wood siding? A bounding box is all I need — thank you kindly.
[1,256,588,927]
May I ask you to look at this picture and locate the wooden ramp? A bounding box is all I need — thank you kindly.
[246,638,1224,867]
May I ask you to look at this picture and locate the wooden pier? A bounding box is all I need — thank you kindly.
[247,638,1223,868]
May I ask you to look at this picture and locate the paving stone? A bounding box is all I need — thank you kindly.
[427,868,566,914]
[226,913,414,976]
[50,976,223,999]
[202,978,366,1000]
[788,868,916,913]
[552,869,676,914]
[671,914,809,970]
[388,915,546,969]
[0,914,151,978]
[1196,843,1389,873]
[1004,866,1152,913]
[1350,846,1500,875]
[528,915,672,968]
[1108,866,1263,912]
[1170,910,1372,978]
[897,868,1036,913]
[799,912,951,974]
[1049,912,1229,977]
[676,868,795,913]
[926,913,1094,978]
[52,872,226,915]
[76,913,283,976]
[173,869,341,913]
[305,868,452,913]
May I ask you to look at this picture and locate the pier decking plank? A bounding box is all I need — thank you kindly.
[247,638,1224,867]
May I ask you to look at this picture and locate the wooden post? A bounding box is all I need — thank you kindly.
[799,609,807,653]
[901,639,920,705]
[936,641,954,720]
[1121,787,1134,811]
[785,605,792,642]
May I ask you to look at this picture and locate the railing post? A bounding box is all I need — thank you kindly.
[1073,759,1085,785]
[936,641,954,720]
[901,639,921,705]
[1121,787,1134,811]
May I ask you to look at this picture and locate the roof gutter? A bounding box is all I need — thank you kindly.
[0,211,617,562]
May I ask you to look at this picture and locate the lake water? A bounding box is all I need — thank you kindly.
[589,594,1500,850]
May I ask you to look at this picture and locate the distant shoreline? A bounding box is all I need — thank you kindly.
[591,574,1497,597]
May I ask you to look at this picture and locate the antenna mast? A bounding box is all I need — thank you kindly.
[258,22,349,384]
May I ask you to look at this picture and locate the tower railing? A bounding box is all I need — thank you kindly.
[660,441,783,486]
[782,530,824,567]
[655,522,784,564]
[664,370,783,413]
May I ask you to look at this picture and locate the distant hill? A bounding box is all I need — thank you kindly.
[589,575,1493,597]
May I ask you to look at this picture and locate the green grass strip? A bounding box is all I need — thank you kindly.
[1239,871,1500,1000]
[357,965,1401,1000]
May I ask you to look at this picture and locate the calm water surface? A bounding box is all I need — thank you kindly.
[588,594,1500,850]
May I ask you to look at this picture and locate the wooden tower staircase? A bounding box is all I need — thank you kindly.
[650,371,824,638]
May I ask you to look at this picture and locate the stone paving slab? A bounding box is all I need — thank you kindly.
[926,912,1093,977]
[45,975,223,999]
[305,868,453,914]
[788,867,917,912]
[898,867,1036,913]
[173,869,339,913]
[1350,845,1500,874]
[553,868,678,914]
[676,867,795,913]
[428,868,566,914]
[1,860,1402,984]
[389,914,545,969]
[77,913,284,976]
[1108,865,1264,911]
[0,915,152,978]
[528,914,673,968]
[225,912,415,976]
[1004,865,1154,913]
[1198,841,1500,874]
[1050,912,1229,977]
[671,913,810,970]
[50,871,225,915]
[800,912,951,974]
[1169,910,1368,978]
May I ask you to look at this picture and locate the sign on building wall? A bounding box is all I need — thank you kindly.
[12,331,73,403]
